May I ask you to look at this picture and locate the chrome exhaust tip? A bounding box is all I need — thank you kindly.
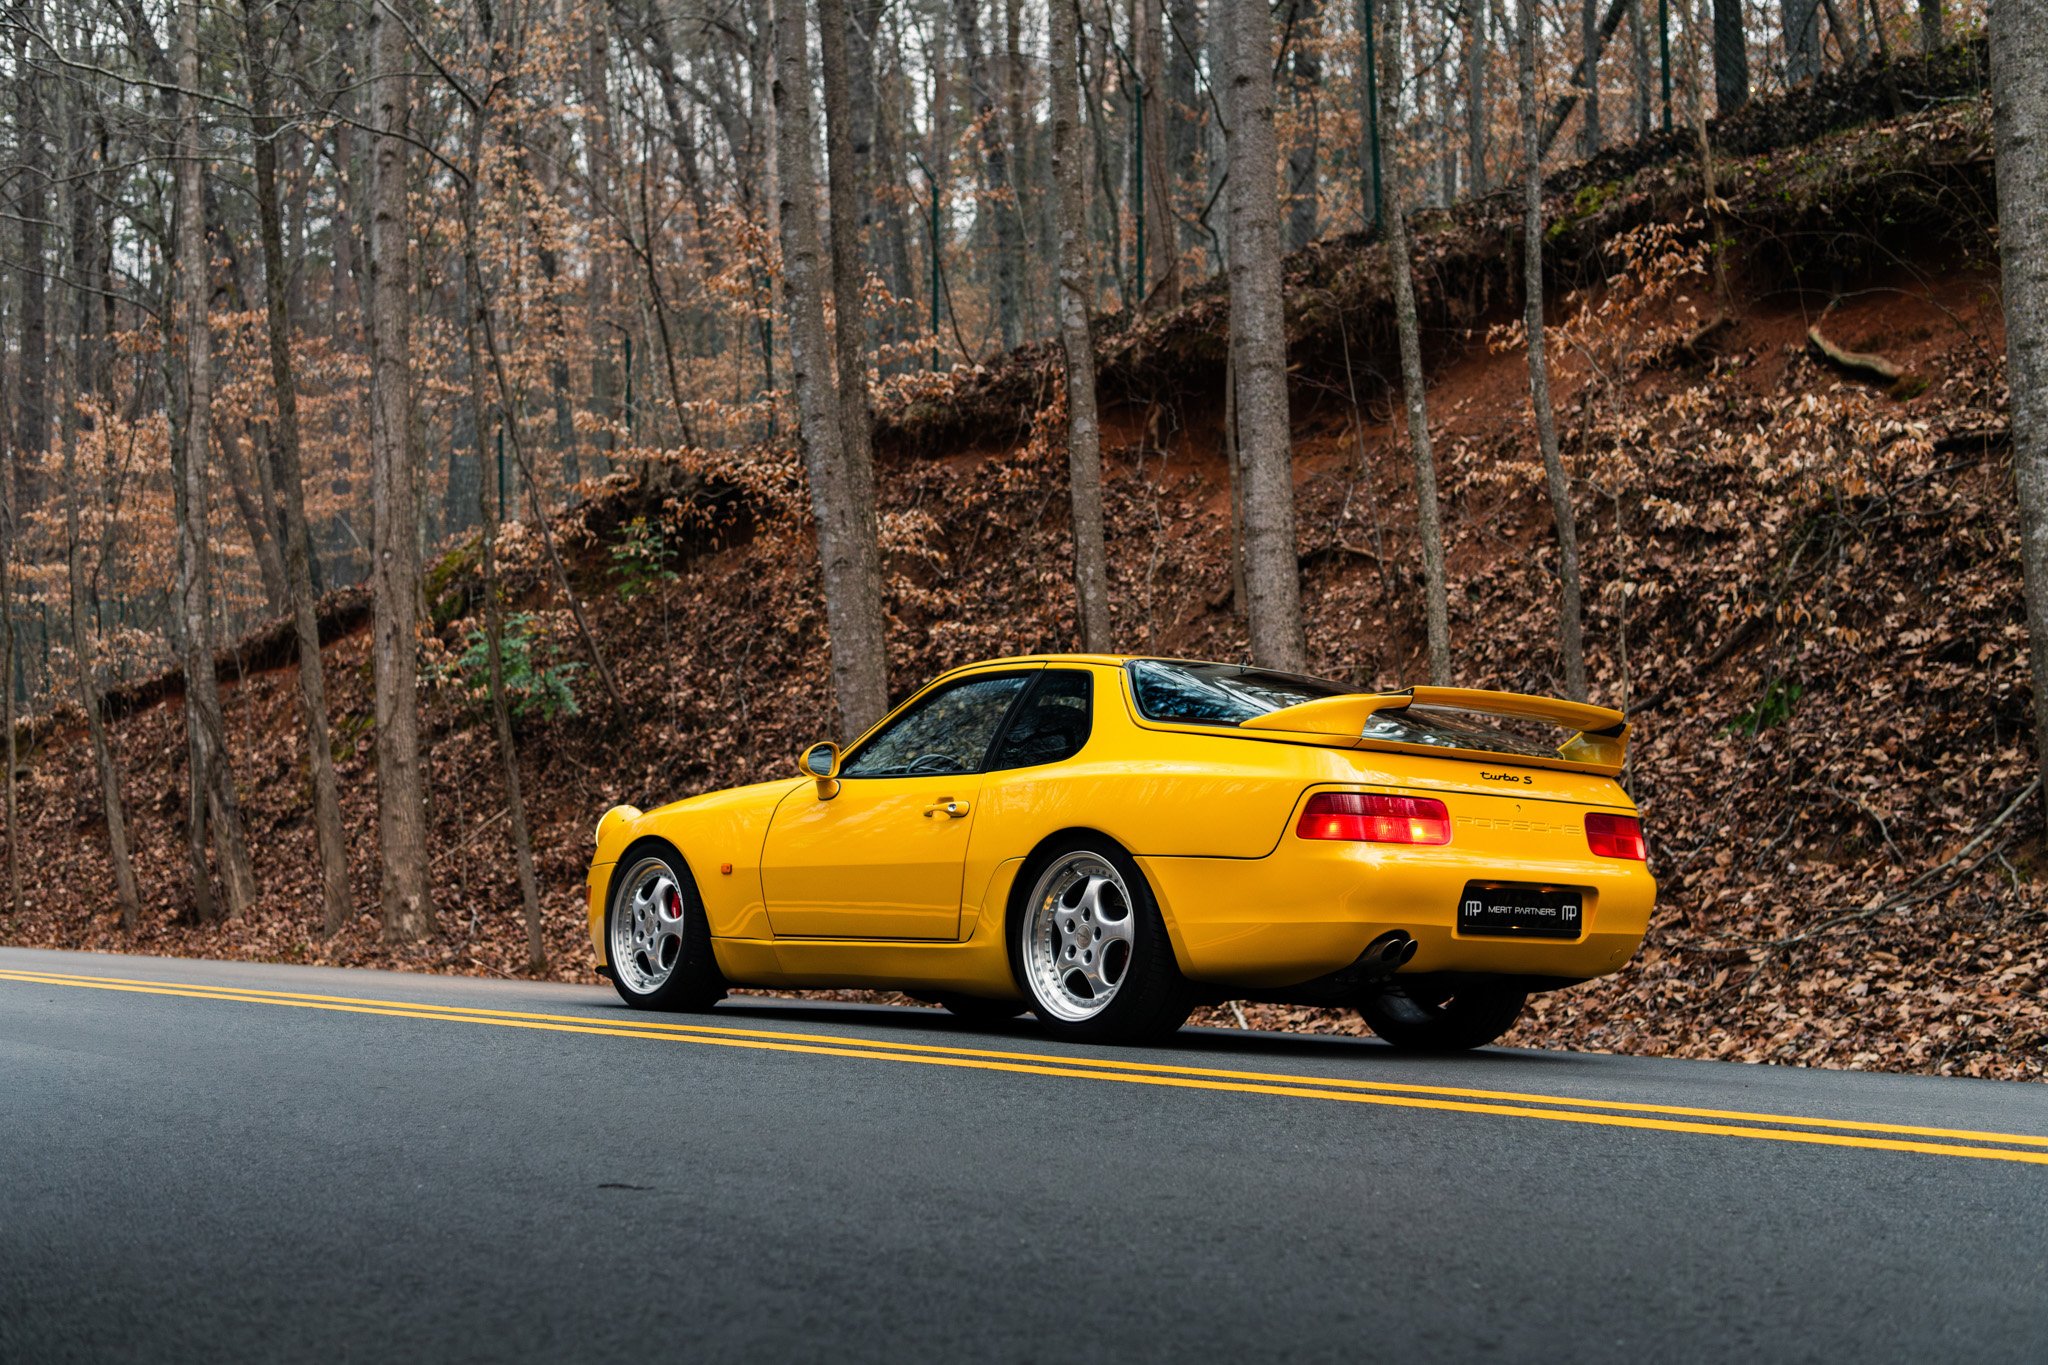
[1363,931,1416,974]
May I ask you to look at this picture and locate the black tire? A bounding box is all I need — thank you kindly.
[934,994,1029,1023]
[603,841,725,1012]
[1359,978,1527,1052]
[1010,834,1192,1045]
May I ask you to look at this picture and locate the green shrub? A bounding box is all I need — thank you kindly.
[610,517,678,600]
[453,613,582,721]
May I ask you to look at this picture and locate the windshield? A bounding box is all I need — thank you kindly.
[1127,659,1350,725]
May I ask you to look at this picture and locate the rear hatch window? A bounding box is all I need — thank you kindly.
[1128,659,1348,724]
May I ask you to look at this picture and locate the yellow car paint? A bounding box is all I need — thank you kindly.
[587,655,1656,1002]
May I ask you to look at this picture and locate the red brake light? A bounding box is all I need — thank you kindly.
[1586,812,1647,860]
[1296,792,1451,845]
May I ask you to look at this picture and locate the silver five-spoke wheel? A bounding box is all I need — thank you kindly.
[1020,851,1137,1023]
[611,855,690,996]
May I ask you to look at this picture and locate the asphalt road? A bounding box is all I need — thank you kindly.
[3,947,2046,1363]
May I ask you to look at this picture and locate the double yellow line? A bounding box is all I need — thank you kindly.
[6,964,2047,1167]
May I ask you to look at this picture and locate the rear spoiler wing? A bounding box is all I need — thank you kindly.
[1238,686,1629,777]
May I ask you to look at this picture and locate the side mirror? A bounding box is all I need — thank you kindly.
[799,741,841,799]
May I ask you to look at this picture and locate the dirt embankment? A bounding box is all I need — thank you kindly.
[5,49,2041,1079]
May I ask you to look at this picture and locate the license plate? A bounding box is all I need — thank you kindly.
[1457,883,1584,938]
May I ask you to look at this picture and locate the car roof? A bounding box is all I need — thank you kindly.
[927,653,1280,683]
[914,653,1128,686]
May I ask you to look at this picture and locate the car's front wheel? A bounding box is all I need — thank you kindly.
[1013,838,1190,1044]
[605,845,725,1012]
[1359,978,1527,1052]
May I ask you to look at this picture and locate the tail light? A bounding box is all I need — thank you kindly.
[1296,792,1451,845]
[1586,812,1647,860]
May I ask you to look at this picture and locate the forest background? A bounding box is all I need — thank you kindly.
[3,0,2045,1079]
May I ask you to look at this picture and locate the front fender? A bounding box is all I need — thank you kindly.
[586,779,807,965]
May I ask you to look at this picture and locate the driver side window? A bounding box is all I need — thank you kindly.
[839,674,1030,778]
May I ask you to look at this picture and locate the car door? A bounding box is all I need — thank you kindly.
[761,669,1037,939]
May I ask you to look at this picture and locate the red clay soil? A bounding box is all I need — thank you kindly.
[4,91,2042,1079]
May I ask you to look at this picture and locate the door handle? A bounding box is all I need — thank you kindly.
[923,800,971,819]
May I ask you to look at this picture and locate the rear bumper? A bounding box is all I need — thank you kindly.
[1136,841,1654,990]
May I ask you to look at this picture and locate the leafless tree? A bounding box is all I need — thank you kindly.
[1380,0,1451,684]
[1052,0,1112,651]
[1517,0,1588,700]
[1991,0,2048,829]
[454,20,547,974]
[1283,0,1322,251]
[1920,0,1943,53]
[242,0,352,934]
[1581,0,1601,154]
[10,1,46,487]
[1712,0,1748,113]
[952,0,1028,350]
[1225,0,1308,671]
[1137,0,1180,310]
[1466,0,1489,194]
[172,0,258,920]
[776,0,890,737]
[367,0,435,941]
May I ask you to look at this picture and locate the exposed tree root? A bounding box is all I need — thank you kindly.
[1808,315,1908,387]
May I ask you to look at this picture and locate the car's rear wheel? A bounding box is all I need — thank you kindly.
[605,845,724,1012]
[1359,978,1526,1052]
[1013,838,1190,1044]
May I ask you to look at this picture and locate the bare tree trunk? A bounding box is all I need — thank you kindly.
[1225,350,1247,617]
[1226,0,1310,670]
[582,0,618,476]
[367,0,435,941]
[1517,0,1588,701]
[63,402,139,929]
[848,0,917,346]
[1582,0,1602,155]
[1991,0,2048,832]
[1052,0,1113,650]
[1208,0,1235,268]
[244,0,352,934]
[217,425,290,613]
[1786,0,1822,82]
[817,0,894,732]
[1167,0,1204,261]
[1712,0,1748,112]
[173,0,258,921]
[458,74,547,975]
[1380,0,1452,684]
[60,79,141,929]
[1466,0,1489,194]
[1139,0,1182,308]
[11,4,47,487]
[1433,30,1456,205]
[1629,0,1652,137]
[776,0,891,737]
[1919,0,1941,54]
[1002,0,1038,334]
[0,462,18,920]
[952,0,1027,350]
[1284,0,1322,251]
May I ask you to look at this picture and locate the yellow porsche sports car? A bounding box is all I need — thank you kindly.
[588,656,1654,1050]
